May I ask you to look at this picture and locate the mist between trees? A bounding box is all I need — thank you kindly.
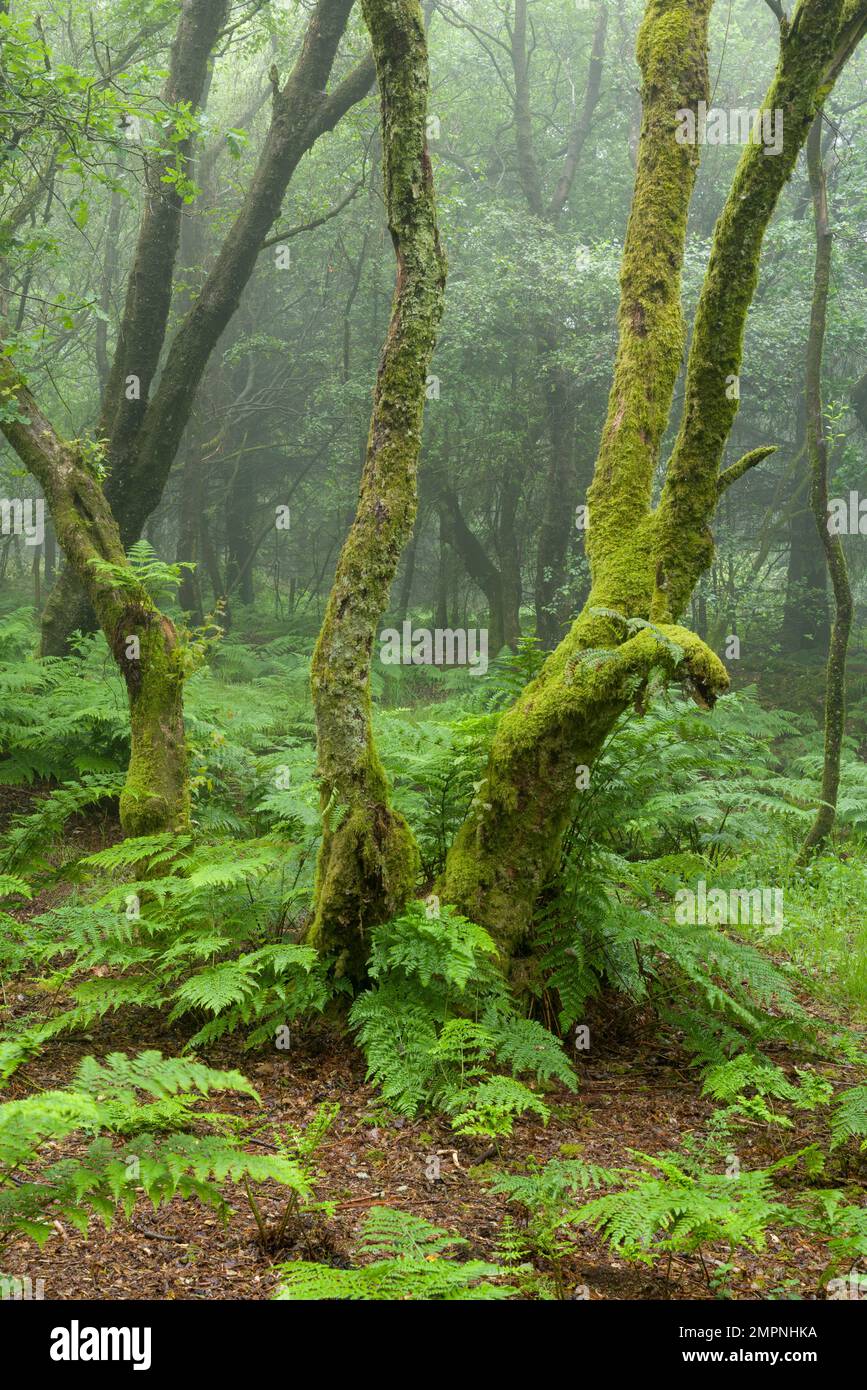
[1,0,867,1312]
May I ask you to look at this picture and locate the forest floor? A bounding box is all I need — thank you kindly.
[3,971,862,1302]
[2,790,864,1302]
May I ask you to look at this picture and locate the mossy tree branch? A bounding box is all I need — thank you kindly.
[440,0,716,948]
[440,0,866,955]
[651,0,855,624]
[717,446,778,495]
[585,0,711,613]
[308,0,446,978]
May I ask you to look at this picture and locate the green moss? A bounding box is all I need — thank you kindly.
[117,614,190,837]
[0,355,191,841]
[652,0,849,622]
[307,796,420,978]
[440,611,727,949]
[440,0,852,957]
[308,0,445,977]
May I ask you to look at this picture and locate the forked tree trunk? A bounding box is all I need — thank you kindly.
[307,0,446,978]
[40,0,375,655]
[439,0,857,956]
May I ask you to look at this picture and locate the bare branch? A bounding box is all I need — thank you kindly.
[261,179,365,250]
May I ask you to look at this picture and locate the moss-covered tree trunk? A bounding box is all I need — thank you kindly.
[440,0,857,955]
[800,116,853,858]
[0,356,189,838]
[308,0,446,978]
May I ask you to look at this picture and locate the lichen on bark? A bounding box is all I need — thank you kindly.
[308,0,446,978]
[440,0,859,957]
[0,354,190,839]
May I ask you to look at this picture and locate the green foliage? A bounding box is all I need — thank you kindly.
[490,1156,619,1298]
[1,774,123,871]
[350,901,574,1133]
[274,1206,513,1300]
[568,1150,792,1267]
[791,1189,867,1280]
[701,1055,834,1132]
[0,834,330,1068]
[492,1137,867,1293]
[87,539,194,605]
[213,1100,338,1249]
[0,616,129,794]
[492,1147,800,1286]
[0,1051,308,1250]
[831,1084,867,1150]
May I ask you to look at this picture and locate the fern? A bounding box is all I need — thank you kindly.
[570,1151,790,1266]
[0,1051,310,1250]
[831,1085,867,1150]
[274,1206,513,1300]
[87,539,194,605]
[443,1075,550,1137]
[701,1056,834,1131]
[0,833,330,1069]
[350,903,575,1132]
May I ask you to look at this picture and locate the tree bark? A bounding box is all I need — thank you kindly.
[40,0,228,651]
[0,355,189,837]
[781,462,831,655]
[308,0,446,979]
[40,0,376,654]
[439,0,856,956]
[800,116,853,858]
[438,485,507,654]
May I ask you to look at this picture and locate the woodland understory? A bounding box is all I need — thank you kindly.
[1,0,867,1306]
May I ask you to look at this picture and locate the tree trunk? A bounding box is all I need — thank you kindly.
[40,0,375,654]
[497,469,523,650]
[438,486,507,653]
[439,0,854,956]
[0,356,189,837]
[176,434,205,622]
[534,352,577,647]
[800,116,853,859]
[226,451,257,607]
[781,466,830,656]
[308,0,446,979]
